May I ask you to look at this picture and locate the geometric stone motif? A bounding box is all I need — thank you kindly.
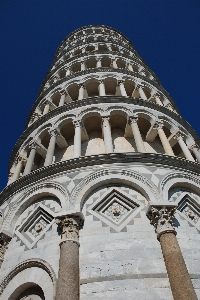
[177,196,200,227]
[15,204,54,249]
[103,201,131,224]
[87,187,143,232]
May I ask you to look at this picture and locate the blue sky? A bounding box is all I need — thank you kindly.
[0,0,199,190]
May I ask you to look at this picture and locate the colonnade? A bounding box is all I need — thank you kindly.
[10,116,200,183]
[35,82,173,123]
[47,56,154,89]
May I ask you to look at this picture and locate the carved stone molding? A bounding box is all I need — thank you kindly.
[147,202,177,239]
[56,213,84,245]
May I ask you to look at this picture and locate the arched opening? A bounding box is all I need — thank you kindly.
[10,283,45,300]
[58,69,66,79]
[51,92,60,107]
[85,58,96,69]
[101,56,111,68]
[85,80,99,97]
[82,114,104,156]
[104,77,117,96]
[124,80,136,97]
[86,45,95,52]
[98,44,108,52]
[59,119,75,161]
[68,83,79,101]
[71,62,81,73]
[117,58,126,69]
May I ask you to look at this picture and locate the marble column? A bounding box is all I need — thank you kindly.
[96,59,102,68]
[12,156,24,181]
[147,203,197,300]
[0,233,11,268]
[43,101,50,115]
[44,129,58,166]
[73,120,82,158]
[137,85,147,100]
[23,142,37,175]
[130,116,146,153]
[112,59,118,68]
[98,81,106,96]
[128,63,133,71]
[155,121,175,156]
[81,61,86,71]
[119,81,127,96]
[78,85,85,100]
[66,69,71,76]
[102,117,113,153]
[56,213,84,300]
[59,90,66,107]
[175,134,195,162]
[154,95,163,106]
[190,145,200,163]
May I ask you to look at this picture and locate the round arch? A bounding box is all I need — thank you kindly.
[70,168,160,210]
[0,259,56,300]
[3,181,69,234]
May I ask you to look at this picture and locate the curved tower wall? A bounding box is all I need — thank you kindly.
[0,25,200,299]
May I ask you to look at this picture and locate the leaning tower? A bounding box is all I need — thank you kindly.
[0,25,200,300]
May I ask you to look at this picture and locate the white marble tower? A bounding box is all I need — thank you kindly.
[0,25,200,300]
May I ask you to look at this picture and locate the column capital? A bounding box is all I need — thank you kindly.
[118,80,125,85]
[147,202,177,239]
[0,232,11,262]
[56,213,84,245]
[153,120,164,130]
[59,89,66,96]
[189,143,199,151]
[102,116,110,123]
[129,115,138,124]
[73,119,82,128]
[48,128,60,138]
[29,140,37,150]
[174,131,184,141]
[78,83,85,88]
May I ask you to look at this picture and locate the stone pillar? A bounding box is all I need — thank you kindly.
[155,121,175,156]
[98,80,106,96]
[23,142,37,175]
[119,81,127,96]
[44,129,58,166]
[102,117,113,153]
[59,90,66,107]
[73,120,82,158]
[78,84,85,100]
[147,203,197,300]
[96,59,102,68]
[12,156,24,181]
[43,101,50,115]
[175,134,195,162]
[130,116,146,153]
[56,213,84,300]
[112,59,118,68]
[190,145,200,163]
[0,233,11,268]
[155,95,163,106]
[81,61,86,71]
[128,63,133,71]
[66,69,71,76]
[137,85,147,100]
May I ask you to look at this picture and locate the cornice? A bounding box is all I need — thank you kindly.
[28,67,178,122]
[9,98,200,170]
[1,153,200,205]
